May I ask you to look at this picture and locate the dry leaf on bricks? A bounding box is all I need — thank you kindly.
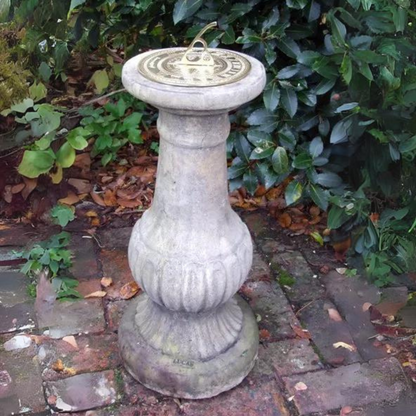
[84,290,107,298]
[100,277,113,287]
[328,308,343,322]
[294,382,308,391]
[333,342,356,352]
[119,281,141,299]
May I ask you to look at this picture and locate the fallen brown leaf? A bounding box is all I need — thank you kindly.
[309,205,320,218]
[100,277,113,288]
[73,153,91,170]
[340,406,353,416]
[90,191,106,207]
[68,178,92,194]
[104,189,118,206]
[294,382,308,391]
[117,198,142,208]
[62,335,78,349]
[362,302,372,312]
[84,290,107,298]
[328,308,343,322]
[333,341,356,352]
[119,281,141,300]
[11,183,25,194]
[291,324,311,340]
[2,186,12,203]
[58,191,80,205]
[21,177,37,200]
[259,329,271,341]
[278,212,292,228]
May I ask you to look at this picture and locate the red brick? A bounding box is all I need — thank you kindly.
[100,249,134,300]
[39,334,121,381]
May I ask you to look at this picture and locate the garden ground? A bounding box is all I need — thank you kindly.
[0,210,415,416]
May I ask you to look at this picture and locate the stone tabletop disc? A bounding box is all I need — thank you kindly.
[137,47,251,87]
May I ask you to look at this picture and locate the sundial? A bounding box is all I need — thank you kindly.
[137,22,251,87]
[120,19,266,400]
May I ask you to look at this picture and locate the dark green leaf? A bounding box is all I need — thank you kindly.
[285,180,303,206]
[272,147,289,174]
[173,0,203,24]
[330,119,352,144]
[293,152,313,169]
[308,184,328,210]
[263,83,280,111]
[327,205,349,229]
[309,136,324,158]
[243,170,258,194]
[235,134,252,163]
[281,88,298,118]
[222,26,235,44]
[276,37,301,59]
[316,172,343,188]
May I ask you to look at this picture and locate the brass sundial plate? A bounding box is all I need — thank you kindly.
[137,47,251,87]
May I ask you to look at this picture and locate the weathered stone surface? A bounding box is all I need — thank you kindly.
[299,299,362,366]
[0,271,30,307]
[69,234,100,280]
[375,287,408,316]
[0,335,46,414]
[39,333,121,381]
[240,277,298,341]
[0,223,41,247]
[121,370,179,410]
[45,370,119,412]
[0,269,37,334]
[37,299,105,338]
[239,250,299,341]
[77,279,103,297]
[180,376,290,416]
[0,247,25,272]
[100,249,134,300]
[398,305,416,329]
[322,271,386,360]
[105,300,128,331]
[114,404,179,416]
[271,250,325,304]
[120,50,266,398]
[98,227,132,249]
[284,357,409,415]
[256,339,322,377]
[0,301,36,334]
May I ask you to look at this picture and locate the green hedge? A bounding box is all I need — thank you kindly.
[9,0,416,285]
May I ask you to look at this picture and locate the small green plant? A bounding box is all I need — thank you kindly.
[13,232,81,300]
[50,204,75,227]
[344,268,358,278]
[78,93,147,165]
[150,141,160,154]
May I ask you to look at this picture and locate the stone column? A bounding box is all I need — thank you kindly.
[119,51,266,399]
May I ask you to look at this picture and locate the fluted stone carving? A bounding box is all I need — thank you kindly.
[119,50,266,399]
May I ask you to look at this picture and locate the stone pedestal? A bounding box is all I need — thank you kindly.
[119,51,266,399]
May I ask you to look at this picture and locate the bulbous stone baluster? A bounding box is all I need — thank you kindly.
[119,51,266,399]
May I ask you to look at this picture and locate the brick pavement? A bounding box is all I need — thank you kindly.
[0,214,414,415]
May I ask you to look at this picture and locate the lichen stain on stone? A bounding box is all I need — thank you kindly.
[94,376,115,399]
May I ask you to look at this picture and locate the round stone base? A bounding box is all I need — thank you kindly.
[118,294,259,399]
